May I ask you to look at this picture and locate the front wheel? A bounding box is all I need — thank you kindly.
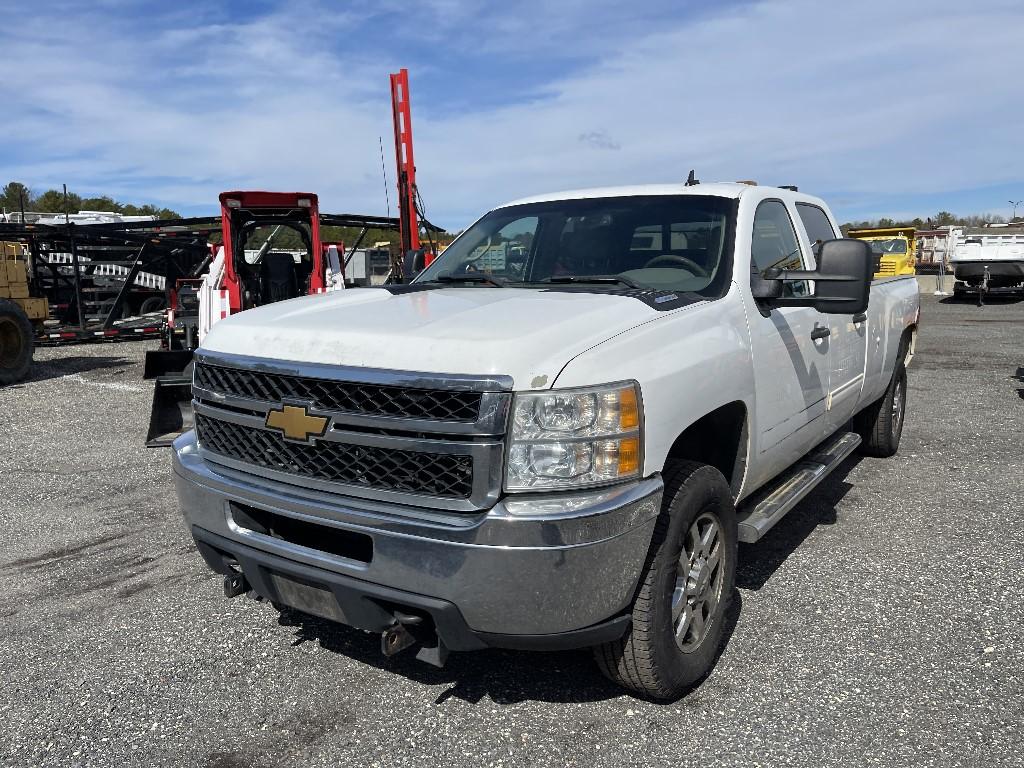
[594,460,737,700]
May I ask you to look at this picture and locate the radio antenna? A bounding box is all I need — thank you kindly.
[379,135,391,219]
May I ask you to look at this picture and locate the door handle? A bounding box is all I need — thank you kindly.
[852,312,867,324]
[810,324,831,340]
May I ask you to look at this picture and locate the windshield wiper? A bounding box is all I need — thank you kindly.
[545,274,643,289]
[435,274,505,287]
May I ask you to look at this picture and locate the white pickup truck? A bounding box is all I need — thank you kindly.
[173,182,919,700]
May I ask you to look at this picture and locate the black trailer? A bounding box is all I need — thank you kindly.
[0,218,214,344]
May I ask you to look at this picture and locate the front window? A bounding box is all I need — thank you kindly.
[415,195,734,296]
[867,238,908,255]
[751,199,809,297]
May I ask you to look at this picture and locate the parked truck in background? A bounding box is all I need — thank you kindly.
[173,182,919,700]
[949,227,1024,302]
[848,226,917,279]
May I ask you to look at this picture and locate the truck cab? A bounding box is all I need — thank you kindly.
[173,182,919,700]
[218,191,325,312]
[848,226,917,278]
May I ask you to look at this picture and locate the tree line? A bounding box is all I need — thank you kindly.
[840,211,1012,235]
[1,181,180,219]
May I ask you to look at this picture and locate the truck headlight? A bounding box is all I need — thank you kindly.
[505,382,642,491]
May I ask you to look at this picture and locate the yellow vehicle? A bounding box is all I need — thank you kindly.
[847,227,917,279]
[0,241,48,384]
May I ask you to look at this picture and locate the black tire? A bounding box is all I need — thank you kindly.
[0,298,34,386]
[594,460,737,700]
[98,298,130,321]
[139,295,166,315]
[854,359,907,458]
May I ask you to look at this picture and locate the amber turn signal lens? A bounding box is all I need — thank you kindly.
[617,437,640,476]
[619,387,639,430]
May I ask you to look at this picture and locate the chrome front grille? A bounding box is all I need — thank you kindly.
[195,414,475,499]
[191,352,512,512]
[194,362,482,422]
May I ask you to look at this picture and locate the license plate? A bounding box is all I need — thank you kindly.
[269,573,347,623]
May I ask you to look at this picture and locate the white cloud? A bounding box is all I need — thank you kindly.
[417,0,1024,222]
[1,0,1021,225]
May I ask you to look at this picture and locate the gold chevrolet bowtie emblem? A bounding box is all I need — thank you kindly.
[265,404,328,443]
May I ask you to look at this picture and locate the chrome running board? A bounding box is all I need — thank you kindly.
[737,431,861,543]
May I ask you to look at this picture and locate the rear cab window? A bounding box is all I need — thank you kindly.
[795,203,838,262]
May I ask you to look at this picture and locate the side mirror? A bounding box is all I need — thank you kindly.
[811,239,873,314]
[750,270,783,300]
[754,239,872,315]
[402,249,426,282]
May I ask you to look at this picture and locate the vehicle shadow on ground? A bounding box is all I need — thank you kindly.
[17,355,133,385]
[736,455,859,591]
[1013,367,1024,400]
[277,588,743,706]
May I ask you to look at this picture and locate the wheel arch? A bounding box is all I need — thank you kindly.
[902,323,917,368]
[663,400,749,497]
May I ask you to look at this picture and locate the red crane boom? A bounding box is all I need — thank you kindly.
[390,68,418,255]
[390,68,434,268]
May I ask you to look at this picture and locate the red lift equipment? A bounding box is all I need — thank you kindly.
[390,68,435,270]
[218,191,325,313]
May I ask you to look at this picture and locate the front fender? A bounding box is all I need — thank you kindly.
[552,287,755,481]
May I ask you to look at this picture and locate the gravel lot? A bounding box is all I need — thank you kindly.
[1,294,1022,768]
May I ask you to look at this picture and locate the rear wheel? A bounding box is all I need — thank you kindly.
[854,360,907,458]
[0,299,33,385]
[594,460,737,700]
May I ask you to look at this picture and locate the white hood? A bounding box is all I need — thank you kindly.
[200,287,659,389]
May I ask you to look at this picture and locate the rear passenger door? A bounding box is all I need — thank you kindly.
[795,203,868,432]
[746,199,830,482]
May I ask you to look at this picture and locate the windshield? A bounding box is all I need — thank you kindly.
[415,195,735,296]
[868,238,908,255]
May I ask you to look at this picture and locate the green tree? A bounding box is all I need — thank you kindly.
[33,188,82,213]
[1,181,32,212]
[26,186,181,219]
[79,195,120,212]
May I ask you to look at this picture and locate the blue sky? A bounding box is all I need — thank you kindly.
[1,0,1022,227]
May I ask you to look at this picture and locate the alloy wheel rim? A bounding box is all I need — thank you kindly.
[672,511,724,652]
[892,378,905,437]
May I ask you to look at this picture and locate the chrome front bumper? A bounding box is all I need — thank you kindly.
[172,431,662,643]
